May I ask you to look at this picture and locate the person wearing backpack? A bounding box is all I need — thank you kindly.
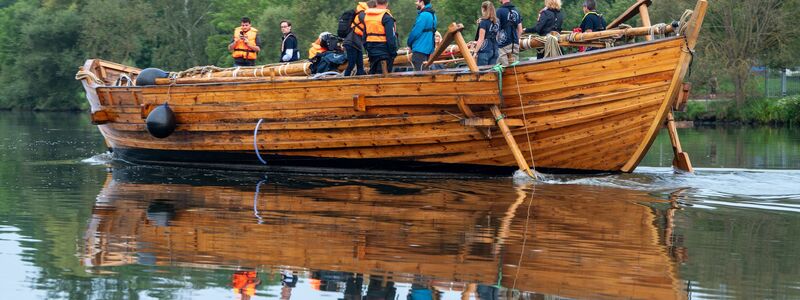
[340,1,373,76]
[359,0,398,74]
[473,1,500,66]
[496,0,523,66]
[406,0,437,71]
[279,20,299,62]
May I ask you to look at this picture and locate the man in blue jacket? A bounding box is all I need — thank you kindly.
[406,0,437,71]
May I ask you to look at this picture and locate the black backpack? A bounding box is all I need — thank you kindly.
[320,34,342,53]
[337,9,358,38]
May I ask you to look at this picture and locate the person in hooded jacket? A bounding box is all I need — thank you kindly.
[524,0,564,59]
[406,0,437,71]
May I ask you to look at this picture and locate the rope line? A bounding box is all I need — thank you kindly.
[512,63,538,174]
[253,119,267,165]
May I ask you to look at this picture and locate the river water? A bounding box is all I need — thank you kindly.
[1,112,799,299]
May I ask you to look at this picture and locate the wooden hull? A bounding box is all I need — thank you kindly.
[80,37,691,174]
[83,172,684,299]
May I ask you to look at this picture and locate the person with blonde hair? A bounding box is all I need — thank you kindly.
[524,0,564,58]
[473,1,500,66]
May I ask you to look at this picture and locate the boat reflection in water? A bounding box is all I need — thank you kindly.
[83,168,686,299]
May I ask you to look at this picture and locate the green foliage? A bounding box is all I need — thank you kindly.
[676,97,800,125]
[0,0,798,111]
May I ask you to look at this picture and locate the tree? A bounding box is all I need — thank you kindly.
[150,0,217,69]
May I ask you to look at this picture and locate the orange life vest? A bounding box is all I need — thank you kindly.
[232,271,259,296]
[351,2,369,37]
[231,27,259,60]
[308,38,327,59]
[362,8,395,43]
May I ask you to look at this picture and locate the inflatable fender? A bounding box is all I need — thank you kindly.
[136,68,169,86]
[146,103,176,139]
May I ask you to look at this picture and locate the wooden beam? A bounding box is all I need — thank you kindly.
[674,82,691,111]
[520,23,675,51]
[452,24,479,73]
[685,0,709,50]
[639,4,653,41]
[90,110,111,125]
[425,23,461,68]
[461,118,524,127]
[608,0,652,29]
[490,105,535,178]
[353,94,366,112]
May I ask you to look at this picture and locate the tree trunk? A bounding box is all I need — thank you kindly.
[732,67,749,108]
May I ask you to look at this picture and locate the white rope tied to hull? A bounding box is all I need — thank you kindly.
[253,119,267,165]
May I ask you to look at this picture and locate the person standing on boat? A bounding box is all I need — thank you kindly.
[228,17,262,67]
[524,0,564,59]
[360,0,398,74]
[579,0,605,51]
[279,20,299,62]
[406,0,437,71]
[343,1,374,76]
[496,0,523,66]
[473,1,500,66]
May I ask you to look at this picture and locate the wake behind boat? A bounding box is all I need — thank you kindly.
[76,0,707,176]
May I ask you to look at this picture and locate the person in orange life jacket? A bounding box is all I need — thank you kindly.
[473,1,500,66]
[357,0,398,74]
[524,0,564,59]
[308,32,330,59]
[343,1,375,76]
[580,0,606,51]
[232,270,261,300]
[279,20,299,62]
[496,0,523,66]
[228,17,262,67]
[406,0,437,71]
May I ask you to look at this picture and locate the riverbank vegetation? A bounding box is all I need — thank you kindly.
[677,96,800,125]
[0,0,798,111]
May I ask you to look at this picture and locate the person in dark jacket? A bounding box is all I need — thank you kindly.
[496,0,523,66]
[524,0,564,59]
[580,0,606,51]
[279,20,299,62]
[580,0,606,33]
[473,1,500,66]
[344,1,373,76]
[406,0,437,71]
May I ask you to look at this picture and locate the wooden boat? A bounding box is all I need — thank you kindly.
[76,0,706,176]
[83,171,686,299]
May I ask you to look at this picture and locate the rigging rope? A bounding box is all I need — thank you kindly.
[492,63,538,179]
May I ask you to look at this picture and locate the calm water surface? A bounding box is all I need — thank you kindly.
[1,112,799,299]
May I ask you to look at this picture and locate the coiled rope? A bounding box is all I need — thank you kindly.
[530,34,563,58]
[75,70,106,85]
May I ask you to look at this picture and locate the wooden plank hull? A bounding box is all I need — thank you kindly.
[80,37,690,174]
[83,172,684,299]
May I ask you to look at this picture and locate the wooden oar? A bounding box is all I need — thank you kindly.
[665,112,694,173]
[447,24,535,178]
